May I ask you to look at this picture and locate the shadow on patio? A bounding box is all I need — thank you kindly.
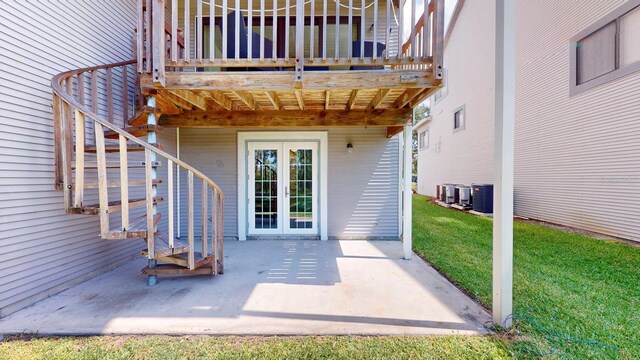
[0,240,490,335]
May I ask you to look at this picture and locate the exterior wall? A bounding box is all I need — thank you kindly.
[415,0,495,197]
[0,2,138,316]
[515,0,640,242]
[417,0,640,243]
[177,128,400,239]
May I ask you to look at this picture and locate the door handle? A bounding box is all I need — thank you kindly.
[285,186,290,197]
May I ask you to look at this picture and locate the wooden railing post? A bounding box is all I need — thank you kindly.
[433,0,445,79]
[95,123,109,237]
[188,170,195,269]
[152,0,166,86]
[295,0,305,87]
[73,110,85,208]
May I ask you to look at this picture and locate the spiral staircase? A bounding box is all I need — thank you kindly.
[51,59,224,285]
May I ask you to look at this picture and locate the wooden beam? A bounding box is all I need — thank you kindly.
[234,91,258,110]
[393,88,423,108]
[408,83,441,108]
[386,126,404,138]
[157,90,193,110]
[347,89,360,110]
[264,91,281,110]
[141,70,436,92]
[294,90,305,110]
[159,109,412,128]
[167,89,207,111]
[370,88,391,109]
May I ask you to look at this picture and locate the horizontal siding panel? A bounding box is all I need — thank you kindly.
[0,1,139,316]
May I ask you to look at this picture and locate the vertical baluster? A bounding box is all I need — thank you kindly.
[53,95,64,189]
[347,0,352,59]
[172,0,178,62]
[260,0,265,61]
[77,72,85,106]
[424,0,430,59]
[146,0,152,71]
[145,149,155,258]
[168,160,174,247]
[62,81,73,209]
[322,0,327,61]
[188,170,195,269]
[210,0,216,61]
[385,0,390,60]
[335,0,340,60]
[360,0,365,60]
[95,123,109,237]
[218,193,224,274]
[202,181,208,257]
[91,70,98,115]
[106,68,113,122]
[285,0,290,60]
[397,0,403,59]
[73,110,85,208]
[272,0,278,61]
[122,66,129,121]
[119,135,129,231]
[137,0,144,72]
[248,0,253,61]
[222,0,227,61]
[373,0,378,60]
[197,0,203,62]
[185,0,191,62]
[310,0,315,59]
[411,0,416,59]
[212,187,218,274]
[235,0,240,62]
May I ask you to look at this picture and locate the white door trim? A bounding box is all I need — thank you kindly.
[238,131,328,241]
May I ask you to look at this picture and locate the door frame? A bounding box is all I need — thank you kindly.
[238,131,328,241]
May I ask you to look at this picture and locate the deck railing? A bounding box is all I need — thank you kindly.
[138,0,443,86]
[52,60,224,273]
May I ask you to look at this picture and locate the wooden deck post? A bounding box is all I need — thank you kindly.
[493,0,515,328]
[152,0,166,86]
[402,124,413,260]
[295,0,305,88]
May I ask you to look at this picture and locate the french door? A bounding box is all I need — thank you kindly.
[248,142,318,236]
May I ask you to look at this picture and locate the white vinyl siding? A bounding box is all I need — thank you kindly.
[517,0,640,243]
[0,1,137,316]
[416,0,495,197]
[178,128,400,240]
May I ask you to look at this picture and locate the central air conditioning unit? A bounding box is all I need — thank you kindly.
[472,184,494,214]
[457,185,472,208]
[439,184,448,202]
[445,184,456,204]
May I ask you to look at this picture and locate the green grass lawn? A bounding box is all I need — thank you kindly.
[2,196,638,359]
[0,335,513,360]
[412,195,640,359]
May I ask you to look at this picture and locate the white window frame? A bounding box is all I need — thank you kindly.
[419,129,429,149]
[453,105,465,132]
[570,1,640,95]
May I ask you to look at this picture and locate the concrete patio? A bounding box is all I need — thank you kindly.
[0,240,490,335]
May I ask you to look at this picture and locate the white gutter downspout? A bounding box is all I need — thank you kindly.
[176,127,181,238]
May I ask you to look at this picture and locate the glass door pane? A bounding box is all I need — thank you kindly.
[285,143,317,234]
[249,143,282,235]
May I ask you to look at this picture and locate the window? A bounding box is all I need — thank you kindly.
[571,2,640,94]
[453,106,465,132]
[419,130,429,149]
